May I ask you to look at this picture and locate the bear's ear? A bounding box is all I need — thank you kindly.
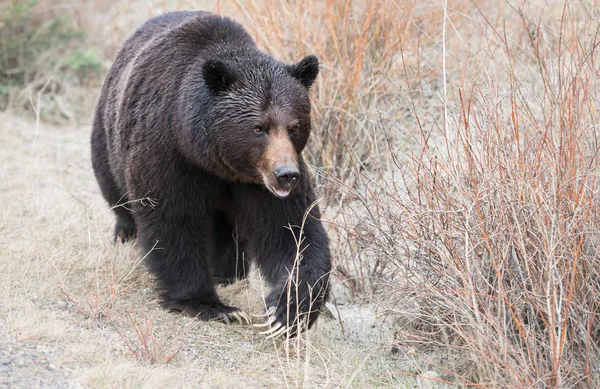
[287,55,319,89]
[202,59,236,93]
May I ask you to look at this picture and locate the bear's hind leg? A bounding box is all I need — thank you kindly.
[114,209,137,243]
[211,211,249,285]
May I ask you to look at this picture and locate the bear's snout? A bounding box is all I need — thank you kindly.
[266,163,299,198]
[260,130,300,198]
[274,166,299,189]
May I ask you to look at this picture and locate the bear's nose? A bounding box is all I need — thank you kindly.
[274,167,300,189]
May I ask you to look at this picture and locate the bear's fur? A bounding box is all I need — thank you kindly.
[91,11,331,332]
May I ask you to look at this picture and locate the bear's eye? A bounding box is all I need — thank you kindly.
[253,125,266,135]
[289,124,301,134]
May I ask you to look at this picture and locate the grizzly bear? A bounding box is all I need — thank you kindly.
[91,11,331,336]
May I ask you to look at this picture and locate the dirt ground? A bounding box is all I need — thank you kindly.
[0,112,419,388]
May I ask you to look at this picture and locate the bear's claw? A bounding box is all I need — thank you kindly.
[259,321,282,335]
[265,324,289,339]
[214,311,251,325]
[252,313,276,328]
[253,306,276,318]
[230,311,251,325]
[163,300,251,325]
[239,311,252,325]
[254,309,309,339]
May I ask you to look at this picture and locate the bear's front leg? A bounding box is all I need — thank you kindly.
[235,184,331,337]
[133,199,250,325]
[259,218,330,338]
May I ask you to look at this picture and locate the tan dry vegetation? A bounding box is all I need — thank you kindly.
[311,1,600,387]
[238,0,600,386]
[3,0,600,388]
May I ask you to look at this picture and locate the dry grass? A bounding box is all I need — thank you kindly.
[2,0,600,388]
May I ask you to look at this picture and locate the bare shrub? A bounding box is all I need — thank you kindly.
[0,0,104,121]
[340,2,600,387]
[238,0,600,386]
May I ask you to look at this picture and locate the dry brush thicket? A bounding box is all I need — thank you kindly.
[239,0,600,387]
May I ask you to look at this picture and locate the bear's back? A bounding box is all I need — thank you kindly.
[122,11,256,58]
[101,11,255,111]
[123,11,204,58]
[100,11,256,135]
[96,11,256,189]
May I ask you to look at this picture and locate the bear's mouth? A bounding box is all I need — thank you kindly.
[273,188,291,198]
[266,183,292,199]
[262,174,292,199]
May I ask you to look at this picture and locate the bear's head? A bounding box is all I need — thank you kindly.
[201,53,319,198]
